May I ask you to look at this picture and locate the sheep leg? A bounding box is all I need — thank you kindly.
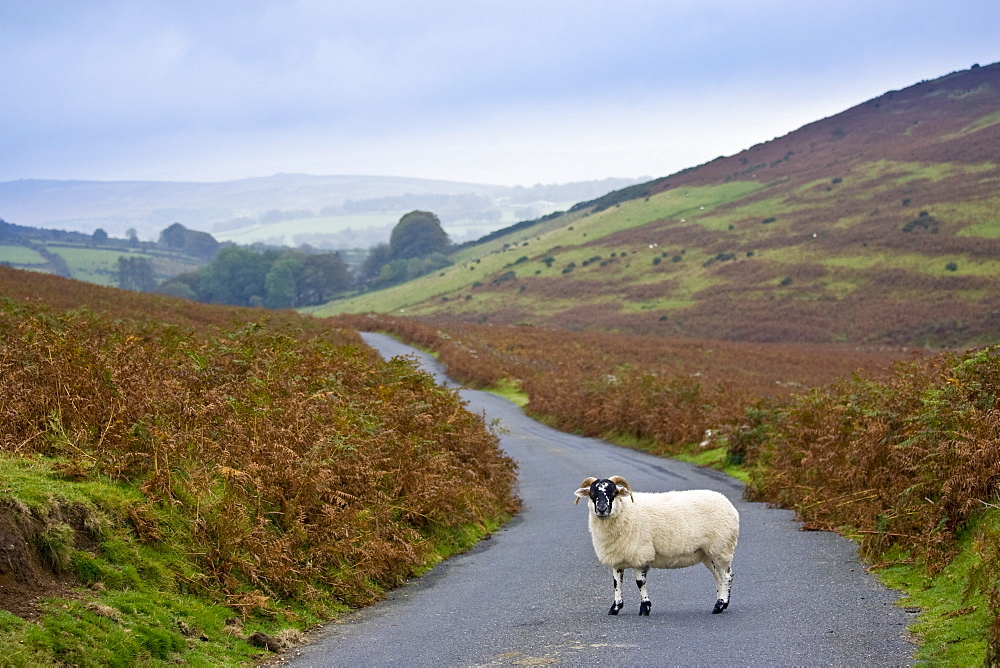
[706,558,734,614]
[609,568,625,615]
[636,567,651,616]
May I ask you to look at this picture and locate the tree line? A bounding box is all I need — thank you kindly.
[154,210,452,309]
[159,247,352,308]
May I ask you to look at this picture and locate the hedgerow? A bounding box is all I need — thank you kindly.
[744,348,1000,659]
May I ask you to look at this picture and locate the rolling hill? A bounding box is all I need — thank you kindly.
[0,174,641,247]
[310,62,1000,348]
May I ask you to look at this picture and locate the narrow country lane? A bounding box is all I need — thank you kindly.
[283,333,914,667]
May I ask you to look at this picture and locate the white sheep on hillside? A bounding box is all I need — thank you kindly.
[574,476,739,616]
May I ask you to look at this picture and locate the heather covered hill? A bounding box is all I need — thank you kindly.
[658,62,1000,188]
[313,63,1000,348]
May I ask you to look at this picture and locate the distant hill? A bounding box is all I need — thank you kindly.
[310,62,1000,348]
[0,174,642,247]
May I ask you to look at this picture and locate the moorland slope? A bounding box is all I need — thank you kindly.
[314,62,1000,348]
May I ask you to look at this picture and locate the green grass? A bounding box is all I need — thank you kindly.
[417,514,510,574]
[0,455,305,665]
[0,452,508,665]
[856,158,994,186]
[47,246,137,286]
[874,512,999,666]
[567,182,762,239]
[0,244,46,265]
[944,110,1000,139]
[15,243,206,287]
[672,445,750,484]
[486,378,529,407]
[821,250,1000,278]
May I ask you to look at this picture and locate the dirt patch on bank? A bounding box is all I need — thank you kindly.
[0,502,82,619]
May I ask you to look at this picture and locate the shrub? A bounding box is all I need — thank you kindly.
[902,211,940,234]
[0,294,519,612]
[746,347,1000,568]
[492,271,517,285]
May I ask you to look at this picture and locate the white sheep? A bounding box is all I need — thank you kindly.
[574,475,739,616]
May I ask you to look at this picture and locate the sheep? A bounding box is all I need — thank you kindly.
[574,476,739,616]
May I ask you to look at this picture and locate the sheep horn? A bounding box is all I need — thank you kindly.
[609,475,634,502]
[574,477,598,504]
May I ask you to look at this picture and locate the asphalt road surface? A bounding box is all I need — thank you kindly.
[284,332,914,667]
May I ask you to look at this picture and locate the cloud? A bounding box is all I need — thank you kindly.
[1,0,998,184]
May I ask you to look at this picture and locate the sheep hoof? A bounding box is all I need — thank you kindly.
[712,599,728,614]
[608,602,623,615]
[639,601,651,616]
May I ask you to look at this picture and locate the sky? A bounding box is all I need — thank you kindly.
[2,1,999,188]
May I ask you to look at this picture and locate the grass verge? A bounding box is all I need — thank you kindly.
[872,511,1000,665]
[0,454,507,666]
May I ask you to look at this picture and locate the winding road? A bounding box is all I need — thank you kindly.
[285,333,914,666]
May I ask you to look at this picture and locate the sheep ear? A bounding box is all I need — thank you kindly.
[574,477,597,504]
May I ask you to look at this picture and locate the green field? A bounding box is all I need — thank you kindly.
[0,242,210,288]
[49,246,137,285]
[0,244,46,265]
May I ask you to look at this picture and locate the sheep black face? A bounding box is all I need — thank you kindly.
[574,476,633,518]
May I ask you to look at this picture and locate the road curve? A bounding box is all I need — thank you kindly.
[284,332,914,667]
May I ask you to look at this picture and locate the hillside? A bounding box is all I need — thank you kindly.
[312,62,1000,348]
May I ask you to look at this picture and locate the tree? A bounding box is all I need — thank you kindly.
[197,246,274,306]
[160,222,188,250]
[114,256,156,292]
[359,243,392,286]
[298,253,352,305]
[158,222,221,259]
[91,228,108,246]
[264,252,304,309]
[389,211,451,261]
[157,273,199,300]
[379,259,410,285]
[357,211,453,290]
[182,229,221,259]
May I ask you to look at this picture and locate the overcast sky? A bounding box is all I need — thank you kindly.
[2,1,998,187]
